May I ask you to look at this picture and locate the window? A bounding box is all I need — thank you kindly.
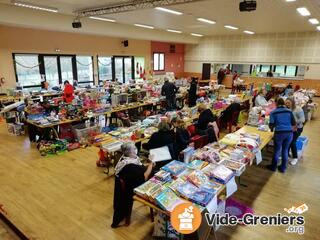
[14,54,41,87]
[44,56,59,87]
[114,57,124,83]
[274,65,285,75]
[60,56,74,84]
[134,57,145,79]
[76,56,94,83]
[260,65,271,73]
[153,53,165,71]
[113,57,134,83]
[286,65,297,77]
[124,57,132,83]
[98,56,113,81]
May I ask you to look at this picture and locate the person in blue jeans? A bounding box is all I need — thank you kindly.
[285,98,305,166]
[268,98,296,173]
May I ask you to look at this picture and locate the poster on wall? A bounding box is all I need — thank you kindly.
[134,57,145,80]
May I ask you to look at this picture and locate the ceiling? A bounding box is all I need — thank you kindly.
[0,0,319,43]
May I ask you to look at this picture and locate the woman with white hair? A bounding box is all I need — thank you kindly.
[111,142,154,228]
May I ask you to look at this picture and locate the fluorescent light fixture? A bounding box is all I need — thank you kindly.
[297,7,311,16]
[224,25,238,30]
[89,16,116,22]
[197,18,216,24]
[286,0,296,2]
[191,33,203,37]
[134,23,154,29]
[317,26,320,31]
[309,18,319,25]
[14,1,58,12]
[244,30,255,35]
[155,7,182,15]
[167,29,182,33]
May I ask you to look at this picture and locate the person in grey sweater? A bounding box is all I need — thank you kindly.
[285,98,305,166]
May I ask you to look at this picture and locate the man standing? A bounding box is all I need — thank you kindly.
[161,78,178,111]
[188,77,198,107]
[217,68,225,85]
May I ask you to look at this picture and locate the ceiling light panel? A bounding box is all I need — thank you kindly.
[167,29,182,33]
[191,33,203,37]
[309,18,319,25]
[14,1,58,12]
[297,7,311,16]
[155,7,183,15]
[197,18,216,24]
[89,16,116,22]
[224,25,238,30]
[134,24,154,29]
[244,30,255,34]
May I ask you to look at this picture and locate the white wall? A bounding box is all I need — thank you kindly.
[185,32,320,79]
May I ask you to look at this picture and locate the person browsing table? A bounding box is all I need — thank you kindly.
[268,98,296,173]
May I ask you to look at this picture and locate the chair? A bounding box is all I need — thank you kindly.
[187,124,200,142]
[194,135,209,149]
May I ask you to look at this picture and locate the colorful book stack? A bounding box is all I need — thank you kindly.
[201,163,219,179]
[155,188,187,212]
[210,164,234,184]
[154,170,172,182]
[134,177,163,199]
[176,181,216,207]
[169,178,185,192]
[161,160,187,177]
[187,159,208,170]
[221,159,246,174]
[176,168,194,181]
[187,170,209,187]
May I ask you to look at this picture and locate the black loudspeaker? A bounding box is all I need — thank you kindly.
[122,40,129,47]
[169,44,175,53]
[72,21,82,28]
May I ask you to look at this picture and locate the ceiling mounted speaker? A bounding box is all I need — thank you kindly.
[122,40,129,47]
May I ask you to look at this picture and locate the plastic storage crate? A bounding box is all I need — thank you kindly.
[73,123,100,142]
[297,136,308,151]
[297,136,308,159]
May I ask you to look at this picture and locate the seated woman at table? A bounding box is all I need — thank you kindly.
[142,121,174,151]
[196,103,218,142]
[171,117,191,160]
[255,89,268,107]
[268,98,296,173]
[111,142,154,228]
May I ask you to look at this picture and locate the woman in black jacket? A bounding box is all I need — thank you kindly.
[111,142,154,228]
[172,118,190,160]
[188,78,198,107]
[143,121,174,151]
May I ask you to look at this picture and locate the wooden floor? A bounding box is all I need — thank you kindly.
[0,100,320,240]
